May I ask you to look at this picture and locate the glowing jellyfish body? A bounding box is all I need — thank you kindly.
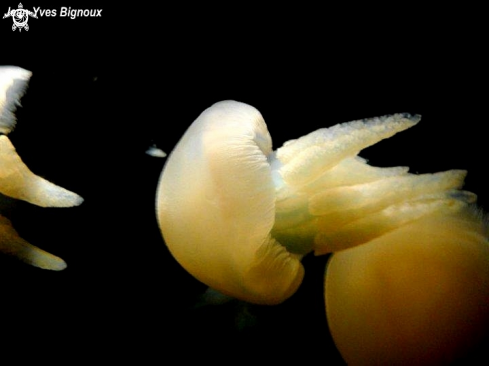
[156,100,489,363]
[157,101,302,304]
[0,65,83,270]
[326,209,489,364]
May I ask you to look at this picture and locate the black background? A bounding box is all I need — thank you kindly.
[1,4,487,364]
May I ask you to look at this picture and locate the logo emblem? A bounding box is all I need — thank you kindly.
[3,3,37,31]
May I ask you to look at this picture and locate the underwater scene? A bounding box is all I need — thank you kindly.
[2,11,488,364]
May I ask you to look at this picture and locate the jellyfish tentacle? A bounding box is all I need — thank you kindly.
[0,135,83,207]
[309,170,467,216]
[315,196,469,254]
[0,66,82,209]
[272,115,420,233]
[0,65,83,269]
[275,113,420,187]
[314,188,476,235]
[0,215,66,270]
[271,115,475,255]
[301,156,410,193]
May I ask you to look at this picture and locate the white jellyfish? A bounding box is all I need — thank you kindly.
[156,100,489,364]
[0,65,83,270]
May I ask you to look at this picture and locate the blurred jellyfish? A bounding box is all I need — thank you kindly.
[0,66,83,270]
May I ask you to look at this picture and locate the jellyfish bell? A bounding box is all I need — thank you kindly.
[156,101,304,304]
[156,101,420,304]
[0,65,83,270]
[325,208,489,365]
[157,100,488,361]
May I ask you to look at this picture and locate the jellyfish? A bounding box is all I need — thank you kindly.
[0,65,83,270]
[156,100,489,364]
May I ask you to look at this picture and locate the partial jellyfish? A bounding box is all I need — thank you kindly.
[145,144,166,158]
[0,65,83,270]
[156,100,489,364]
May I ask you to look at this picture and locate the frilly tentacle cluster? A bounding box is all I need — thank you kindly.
[271,113,476,255]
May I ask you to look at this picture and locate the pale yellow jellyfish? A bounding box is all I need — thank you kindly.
[156,100,489,364]
[0,65,83,270]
